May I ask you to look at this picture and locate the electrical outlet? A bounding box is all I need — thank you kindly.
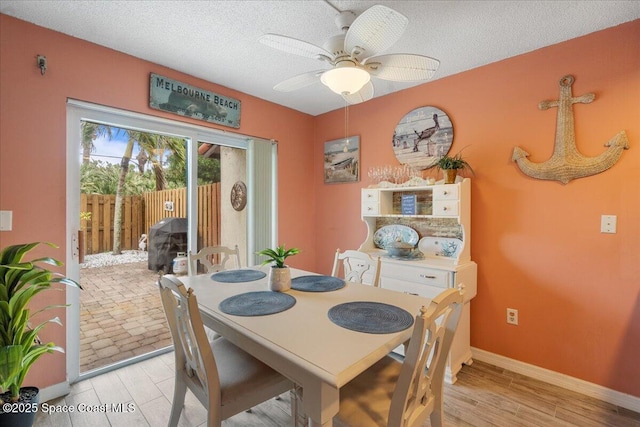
[601,215,617,233]
[507,308,518,325]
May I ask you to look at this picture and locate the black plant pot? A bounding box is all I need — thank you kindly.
[0,386,40,427]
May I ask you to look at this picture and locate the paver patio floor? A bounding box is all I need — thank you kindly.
[79,261,171,372]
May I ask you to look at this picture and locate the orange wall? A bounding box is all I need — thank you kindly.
[0,14,316,389]
[1,13,638,399]
[313,20,640,396]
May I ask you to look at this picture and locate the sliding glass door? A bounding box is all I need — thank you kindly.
[66,100,277,382]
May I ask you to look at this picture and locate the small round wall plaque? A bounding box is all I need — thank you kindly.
[230,181,247,211]
[392,106,454,170]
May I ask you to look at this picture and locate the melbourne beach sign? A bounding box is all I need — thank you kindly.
[149,73,241,128]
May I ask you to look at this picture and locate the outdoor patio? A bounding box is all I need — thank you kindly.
[80,258,171,372]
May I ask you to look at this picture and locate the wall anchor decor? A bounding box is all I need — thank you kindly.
[512,75,629,184]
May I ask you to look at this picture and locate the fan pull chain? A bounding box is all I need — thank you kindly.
[344,101,350,152]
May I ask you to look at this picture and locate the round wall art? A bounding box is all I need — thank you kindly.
[392,106,454,170]
[230,181,247,211]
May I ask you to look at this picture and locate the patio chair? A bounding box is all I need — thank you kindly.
[331,249,381,286]
[334,288,463,427]
[158,275,293,427]
[188,245,241,275]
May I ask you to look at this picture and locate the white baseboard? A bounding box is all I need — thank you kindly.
[38,381,70,403]
[471,347,640,413]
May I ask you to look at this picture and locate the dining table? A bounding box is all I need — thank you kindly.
[182,266,430,427]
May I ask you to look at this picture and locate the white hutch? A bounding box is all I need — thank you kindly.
[358,178,477,383]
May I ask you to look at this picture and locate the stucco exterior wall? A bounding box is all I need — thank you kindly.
[220,146,247,266]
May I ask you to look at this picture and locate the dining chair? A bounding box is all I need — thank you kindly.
[188,245,241,341]
[331,249,381,287]
[188,245,241,275]
[158,275,293,427]
[333,288,463,427]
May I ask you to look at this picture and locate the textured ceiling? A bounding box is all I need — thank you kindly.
[2,1,639,116]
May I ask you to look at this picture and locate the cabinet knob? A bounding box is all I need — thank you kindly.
[367,207,373,211]
[367,194,373,198]
[443,191,448,195]
[443,207,448,211]
[420,274,436,279]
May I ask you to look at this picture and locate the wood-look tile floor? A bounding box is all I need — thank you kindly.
[34,353,639,427]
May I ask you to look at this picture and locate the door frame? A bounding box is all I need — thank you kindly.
[66,99,276,383]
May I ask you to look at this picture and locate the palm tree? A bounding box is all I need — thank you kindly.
[81,121,114,164]
[112,131,186,254]
[135,133,186,191]
[112,134,136,255]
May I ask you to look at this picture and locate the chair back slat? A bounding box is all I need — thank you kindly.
[158,275,220,398]
[388,288,463,427]
[176,297,206,385]
[332,249,381,287]
[188,245,241,275]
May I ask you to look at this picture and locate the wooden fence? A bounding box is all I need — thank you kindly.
[142,184,220,250]
[81,183,220,255]
[81,194,144,254]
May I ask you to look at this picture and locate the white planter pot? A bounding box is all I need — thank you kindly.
[269,266,291,292]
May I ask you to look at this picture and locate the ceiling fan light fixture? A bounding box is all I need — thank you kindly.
[320,65,370,95]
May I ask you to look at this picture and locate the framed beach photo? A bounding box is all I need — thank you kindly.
[324,136,360,184]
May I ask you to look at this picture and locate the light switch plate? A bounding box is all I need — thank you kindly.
[601,215,617,234]
[0,210,12,231]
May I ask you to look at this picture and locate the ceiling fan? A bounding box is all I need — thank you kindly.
[259,4,439,105]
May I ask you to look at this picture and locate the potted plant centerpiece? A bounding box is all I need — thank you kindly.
[436,150,474,184]
[0,242,81,427]
[257,245,300,292]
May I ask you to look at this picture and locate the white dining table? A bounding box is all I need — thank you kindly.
[182,267,430,427]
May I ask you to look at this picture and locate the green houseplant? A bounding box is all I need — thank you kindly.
[435,150,474,184]
[0,242,81,427]
[257,245,300,292]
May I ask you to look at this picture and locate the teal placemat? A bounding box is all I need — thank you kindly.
[219,291,296,316]
[328,301,414,334]
[211,269,266,283]
[291,275,345,292]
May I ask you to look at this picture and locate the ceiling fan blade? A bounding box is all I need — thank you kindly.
[365,54,440,81]
[259,34,333,60]
[342,81,375,104]
[273,70,324,92]
[344,5,408,61]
